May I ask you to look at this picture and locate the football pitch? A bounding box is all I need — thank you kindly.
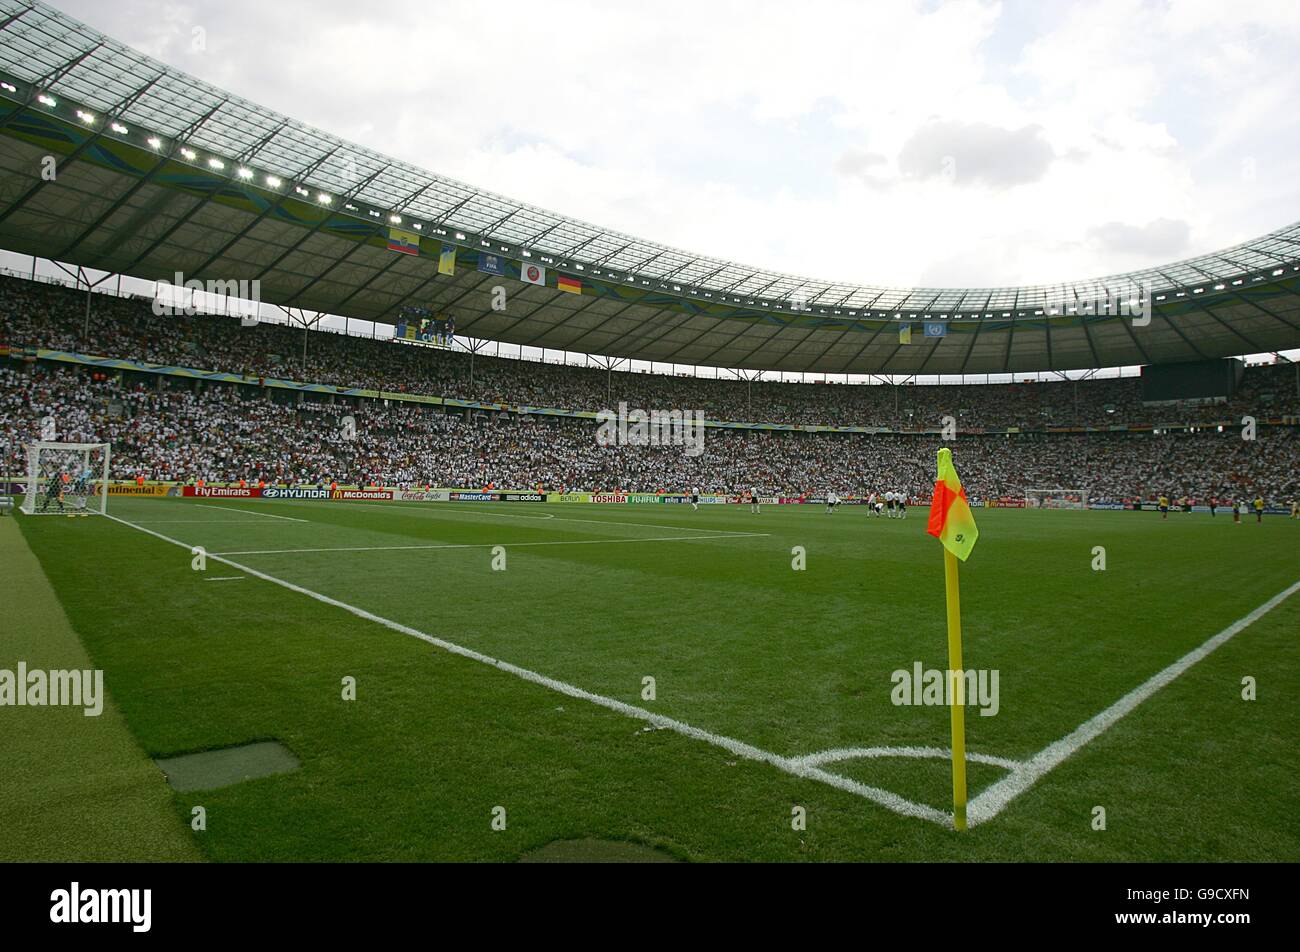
[11,498,1300,862]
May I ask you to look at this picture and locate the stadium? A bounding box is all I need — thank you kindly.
[0,0,1298,884]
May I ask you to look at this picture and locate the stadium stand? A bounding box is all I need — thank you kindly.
[3,276,1297,501]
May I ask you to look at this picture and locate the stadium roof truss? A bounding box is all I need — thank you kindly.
[0,0,1298,375]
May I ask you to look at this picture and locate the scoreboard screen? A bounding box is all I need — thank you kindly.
[1140,358,1243,402]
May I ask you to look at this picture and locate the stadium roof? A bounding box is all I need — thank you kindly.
[0,0,1298,376]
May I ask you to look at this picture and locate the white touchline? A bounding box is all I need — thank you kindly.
[195,504,309,523]
[204,576,246,582]
[105,512,944,825]
[965,578,1300,828]
[214,533,770,556]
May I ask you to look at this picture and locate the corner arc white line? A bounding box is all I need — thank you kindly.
[104,513,948,827]
[792,746,1023,772]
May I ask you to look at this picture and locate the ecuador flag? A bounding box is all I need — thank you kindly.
[926,447,978,561]
[387,227,420,255]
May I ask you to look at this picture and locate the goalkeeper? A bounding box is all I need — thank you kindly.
[39,471,68,513]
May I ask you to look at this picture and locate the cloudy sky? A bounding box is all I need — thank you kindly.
[51,0,1300,291]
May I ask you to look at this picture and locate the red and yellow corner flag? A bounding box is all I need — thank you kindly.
[927,446,978,562]
[927,447,978,831]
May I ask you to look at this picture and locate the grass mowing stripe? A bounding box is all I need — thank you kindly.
[0,518,200,862]
[20,502,1296,858]
[104,512,950,826]
[213,532,770,556]
[967,578,1300,827]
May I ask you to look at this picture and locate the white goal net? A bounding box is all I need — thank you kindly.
[1025,487,1088,510]
[20,442,111,516]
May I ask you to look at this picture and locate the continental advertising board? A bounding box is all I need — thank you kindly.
[109,483,180,497]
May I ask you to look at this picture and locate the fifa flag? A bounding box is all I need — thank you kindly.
[557,274,582,295]
[438,244,457,276]
[387,227,421,256]
[899,323,913,345]
[478,252,506,276]
[927,447,978,561]
[520,261,546,286]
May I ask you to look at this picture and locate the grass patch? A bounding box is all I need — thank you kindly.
[12,499,1299,861]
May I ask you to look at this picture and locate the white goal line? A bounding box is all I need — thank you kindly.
[965,578,1300,827]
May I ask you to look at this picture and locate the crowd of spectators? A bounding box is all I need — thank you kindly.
[3,274,1296,431]
[3,361,1297,502]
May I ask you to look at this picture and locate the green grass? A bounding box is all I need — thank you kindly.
[11,498,1300,861]
[0,517,200,862]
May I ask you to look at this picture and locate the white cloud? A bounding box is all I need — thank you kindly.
[49,0,1300,289]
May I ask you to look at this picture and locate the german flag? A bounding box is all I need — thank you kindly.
[557,275,582,294]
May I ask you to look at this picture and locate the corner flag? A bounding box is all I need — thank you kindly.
[927,446,978,561]
[927,447,978,830]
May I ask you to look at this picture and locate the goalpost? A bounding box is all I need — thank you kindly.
[1025,487,1089,510]
[20,442,111,516]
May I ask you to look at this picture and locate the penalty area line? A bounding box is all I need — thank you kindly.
[195,503,309,523]
[104,512,947,827]
[214,532,770,556]
[966,578,1300,828]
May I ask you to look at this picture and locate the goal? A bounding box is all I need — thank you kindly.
[1025,487,1088,510]
[20,442,111,516]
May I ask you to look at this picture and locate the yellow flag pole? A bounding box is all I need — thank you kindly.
[944,547,968,831]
